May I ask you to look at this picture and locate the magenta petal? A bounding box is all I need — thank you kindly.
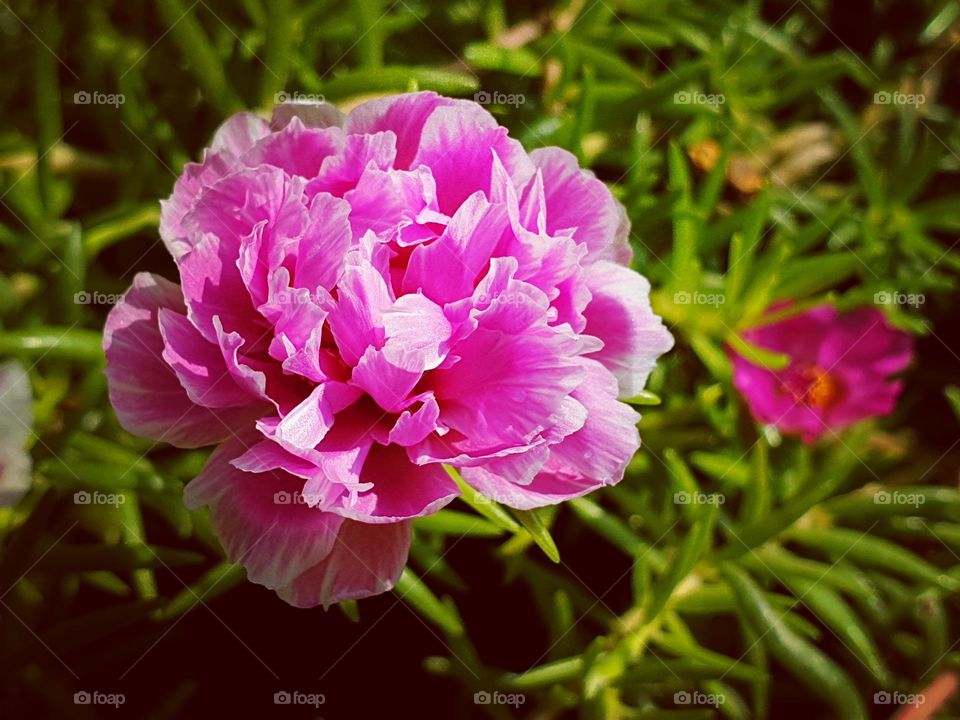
[308,131,398,198]
[382,293,451,372]
[103,273,258,448]
[158,308,251,408]
[276,519,412,609]
[231,439,320,479]
[351,346,421,413]
[583,261,674,398]
[335,442,458,523]
[179,231,260,342]
[389,394,441,446]
[327,260,392,365]
[402,193,510,304]
[413,103,533,213]
[527,147,632,264]
[465,454,609,510]
[244,117,343,179]
[294,192,353,292]
[461,444,552,489]
[344,91,450,169]
[549,360,640,480]
[271,384,334,451]
[210,112,272,155]
[159,111,271,260]
[183,439,344,589]
[344,165,439,240]
[432,304,584,452]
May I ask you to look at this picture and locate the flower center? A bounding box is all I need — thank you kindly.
[787,365,840,410]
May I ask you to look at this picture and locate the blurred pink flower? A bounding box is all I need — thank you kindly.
[731,305,913,442]
[103,92,673,607]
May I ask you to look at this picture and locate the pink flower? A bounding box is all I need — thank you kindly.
[103,93,673,607]
[731,305,913,442]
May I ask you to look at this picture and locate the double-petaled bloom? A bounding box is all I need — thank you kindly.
[104,93,673,607]
[731,305,913,443]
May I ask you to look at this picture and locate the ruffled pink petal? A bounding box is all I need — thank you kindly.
[160,153,238,260]
[179,229,260,343]
[160,113,272,259]
[547,359,640,480]
[293,192,353,293]
[210,112,272,155]
[350,346,421,413]
[402,192,510,304]
[327,259,393,366]
[243,117,343,179]
[431,298,585,454]
[412,103,534,213]
[344,165,440,240]
[389,394,442,446]
[334,442,458,523]
[103,273,259,448]
[276,519,412,609]
[270,381,362,452]
[382,292,451,372]
[157,307,252,408]
[344,91,451,169]
[307,131,398,198]
[183,438,344,589]
[582,260,674,398]
[527,147,632,264]
[464,454,612,511]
